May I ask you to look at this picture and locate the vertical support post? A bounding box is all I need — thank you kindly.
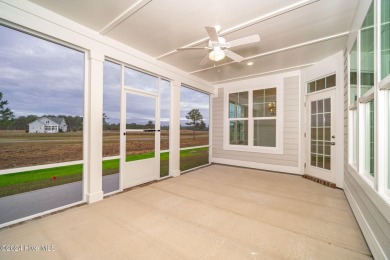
[85,51,104,203]
[170,81,181,177]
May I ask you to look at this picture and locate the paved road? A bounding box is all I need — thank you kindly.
[0,174,119,225]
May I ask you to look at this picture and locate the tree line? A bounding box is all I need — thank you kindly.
[0,92,208,138]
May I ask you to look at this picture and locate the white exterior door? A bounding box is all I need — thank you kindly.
[121,90,160,188]
[305,89,337,183]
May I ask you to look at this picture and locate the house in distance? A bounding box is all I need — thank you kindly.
[28,117,68,133]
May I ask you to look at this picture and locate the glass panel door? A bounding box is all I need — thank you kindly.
[122,91,159,188]
[306,90,336,184]
[310,98,332,170]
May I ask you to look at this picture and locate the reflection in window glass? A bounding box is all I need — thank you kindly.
[365,100,375,177]
[360,2,374,96]
[382,0,390,79]
[0,25,84,224]
[102,61,121,194]
[229,92,248,118]
[230,120,248,145]
[350,41,358,104]
[180,86,209,171]
[253,88,276,117]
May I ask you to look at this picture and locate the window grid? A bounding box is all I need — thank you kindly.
[310,98,332,170]
[307,74,336,94]
[228,88,277,148]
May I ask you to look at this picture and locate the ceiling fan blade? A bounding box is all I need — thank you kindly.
[199,54,210,66]
[228,35,260,48]
[205,26,219,42]
[177,47,210,51]
[225,50,244,62]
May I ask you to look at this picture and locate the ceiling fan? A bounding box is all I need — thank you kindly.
[177,26,260,65]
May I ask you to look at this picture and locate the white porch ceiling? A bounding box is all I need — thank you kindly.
[28,0,359,84]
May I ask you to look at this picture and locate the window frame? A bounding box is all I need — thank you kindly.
[223,81,283,154]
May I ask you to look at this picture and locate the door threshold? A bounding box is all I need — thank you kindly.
[303,174,336,188]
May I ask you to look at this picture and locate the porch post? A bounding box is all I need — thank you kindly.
[170,81,181,177]
[84,51,104,203]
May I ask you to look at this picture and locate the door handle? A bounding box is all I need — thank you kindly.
[143,129,161,132]
[330,142,336,145]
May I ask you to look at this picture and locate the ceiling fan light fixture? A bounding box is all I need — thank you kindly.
[209,47,225,61]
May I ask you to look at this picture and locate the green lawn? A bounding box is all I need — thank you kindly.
[0,147,208,198]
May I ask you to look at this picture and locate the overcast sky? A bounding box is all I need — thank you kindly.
[0,25,209,127]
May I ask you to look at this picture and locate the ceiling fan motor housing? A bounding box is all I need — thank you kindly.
[209,37,227,49]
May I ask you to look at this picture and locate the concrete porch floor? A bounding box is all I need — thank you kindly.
[0,165,371,259]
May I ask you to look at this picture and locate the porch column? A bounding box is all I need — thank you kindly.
[84,51,104,203]
[170,81,181,177]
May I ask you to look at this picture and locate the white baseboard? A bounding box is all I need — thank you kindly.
[211,157,300,175]
[344,181,386,260]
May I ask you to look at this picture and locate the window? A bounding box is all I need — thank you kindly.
[347,0,390,202]
[102,60,121,194]
[253,88,276,147]
[0,25,84,225]
[180,86,210,171]
[381,0,390,80]
[229,92,248,145]
[364,99,375,177]
[160,79,170,177]
[352,109,359,167]
[387,93,390,190]
[360,2,374,97]
[307,75,336,94]
[349,41,359,169]
[348,1,381,186]
[350,41,358,104]
[225,85,282,154]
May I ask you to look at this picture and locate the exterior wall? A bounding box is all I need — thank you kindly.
[28,121,44,133]
[28,117,68,133]
[59,119,67,132]
[212,72,300,174]
[343,1,390,258]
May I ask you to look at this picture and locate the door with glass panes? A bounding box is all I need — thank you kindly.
[305,89,336,183]
[121,90,160,188]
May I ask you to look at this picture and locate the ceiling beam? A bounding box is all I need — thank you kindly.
[190,31,349,75]
[212,63,315,84]
[99,0,152,35]
[156,0,319,60]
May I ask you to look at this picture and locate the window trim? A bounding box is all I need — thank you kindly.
[223,82,284,154]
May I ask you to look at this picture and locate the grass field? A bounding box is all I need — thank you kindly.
[0,147,208,198]
[0,130,208,170]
